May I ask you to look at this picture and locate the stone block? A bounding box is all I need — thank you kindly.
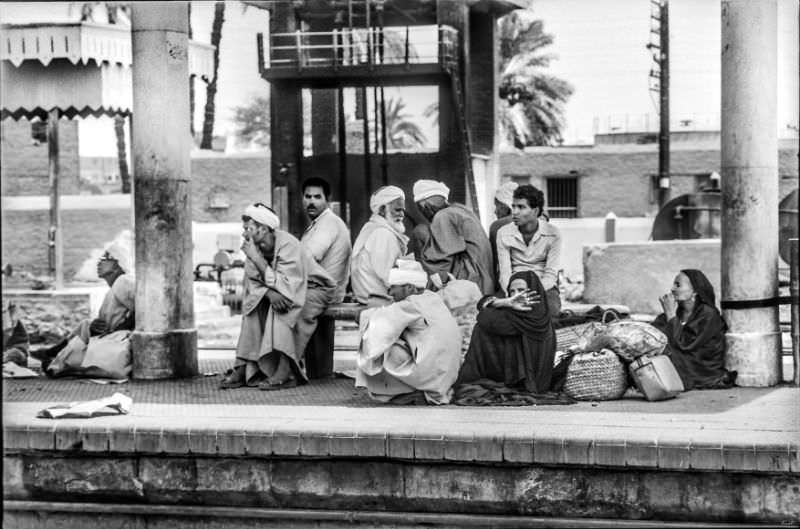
[244,430,273,456]
[443,431,477,462]
[271,430,301,456]
[23,456,143,497]
[594,438,626,467]
[80,425,110,452]
[563,436,595,466]
[187,427,217,455]
[533,435,564,464]
[216,429,247,455]
[108,426,136,453]
[328,431,357,457]
[657,439,691,470]
[3,457,26,498]
[475,434,504,462]
[624,440,657,468]
[722,442,757,471]
[139,457,196,492]
[789,442,800,473]
[134,427,163,454]
[298,430,330,457]
[3,425,29,451]
[413,434,445,461]
[689,442,724,471]
[195,458,270,494]
[329,461,403,499]
[583,240,720,313]
[27,425,55,451]
[53,425,82,451]
[387,432,414,459]
[162,428,190,454]
[270,460,333,498]
[404,465,511,504]
[503,434,534,463]
[755,443,792,473]
[355,431,387,458]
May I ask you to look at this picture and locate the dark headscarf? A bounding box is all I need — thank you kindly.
[680,269,717,309]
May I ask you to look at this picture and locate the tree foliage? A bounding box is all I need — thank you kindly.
[383,97,426,149]
[498,10,573,148]
[232,95,270,147]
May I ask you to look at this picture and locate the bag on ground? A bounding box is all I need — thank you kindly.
[629,355,684,401]
[564,348,628,401]
[587,320,667,362]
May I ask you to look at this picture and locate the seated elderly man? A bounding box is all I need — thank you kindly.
[355,263,462,404]
[220,203,336,390]
[413,179,494,296]
[34,241,135,378]
[350,185,410,307]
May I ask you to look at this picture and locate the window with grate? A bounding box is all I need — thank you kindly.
[546,176,578,218]
[31,121,47,144]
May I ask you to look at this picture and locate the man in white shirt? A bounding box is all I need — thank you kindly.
[496,184,562,318]
[350,185,409,306]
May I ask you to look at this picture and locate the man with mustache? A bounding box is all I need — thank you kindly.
[350,185,410,306]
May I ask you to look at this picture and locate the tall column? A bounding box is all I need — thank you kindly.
[720,0,781,386]
[130,3,198,379]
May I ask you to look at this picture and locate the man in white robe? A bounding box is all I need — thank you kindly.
[355,264,462,404]
[350,185,409,306]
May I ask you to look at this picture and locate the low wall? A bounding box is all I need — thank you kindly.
[582,239,720,314]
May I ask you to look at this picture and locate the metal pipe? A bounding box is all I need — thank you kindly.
[657,0,670,208]
[337,87,348,224]
[361,85,371,195]
[46,108,63,289]
[791,238,799,386]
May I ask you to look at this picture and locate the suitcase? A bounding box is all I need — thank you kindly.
[629,355,684,401]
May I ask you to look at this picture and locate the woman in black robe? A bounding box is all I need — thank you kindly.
[456,270,555,393]
[652,268,736,390]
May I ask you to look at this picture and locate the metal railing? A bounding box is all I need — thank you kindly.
[265,25,458,71]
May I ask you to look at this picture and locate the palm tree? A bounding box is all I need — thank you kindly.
[200,1,225,150]
[498,10,573,148]
[383,97,426,149]
[232,95,270,148]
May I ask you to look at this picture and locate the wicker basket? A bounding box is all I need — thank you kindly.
[564,348,628,401]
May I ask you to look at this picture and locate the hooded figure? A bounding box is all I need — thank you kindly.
[653,268,736,390]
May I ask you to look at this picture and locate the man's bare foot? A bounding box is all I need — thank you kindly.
[219,366,246,389]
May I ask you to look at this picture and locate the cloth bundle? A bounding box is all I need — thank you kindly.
[37,392,133,419]
[436,279,482,362]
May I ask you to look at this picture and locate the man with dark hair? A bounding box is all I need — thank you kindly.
[412,179,494,296]
[496,184,562,318]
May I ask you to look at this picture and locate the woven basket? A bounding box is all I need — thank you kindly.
[556,321,603,352]
[564,348,628,401]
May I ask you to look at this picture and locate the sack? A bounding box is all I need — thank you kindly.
[564,348,628,401]
[587,320,667,362]
[79,330,132,379]
[629,355,684,401]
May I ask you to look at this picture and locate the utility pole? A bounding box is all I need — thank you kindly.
[648,0,670,208]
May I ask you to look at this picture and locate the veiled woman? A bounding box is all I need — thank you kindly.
[652,269,736,390]
[456,270,555,393]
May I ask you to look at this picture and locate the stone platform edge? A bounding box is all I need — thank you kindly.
[3,419,798,474]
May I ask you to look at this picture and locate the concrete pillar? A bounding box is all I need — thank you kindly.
[720,0,781,386]
[130,2,198,379]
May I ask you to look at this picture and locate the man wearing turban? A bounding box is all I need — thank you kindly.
[489,181,519,292]
[350,185,410,306]
[220,203,335,390]
[33,238,136,379]
[355,261,462,404]
[412,179,494,296]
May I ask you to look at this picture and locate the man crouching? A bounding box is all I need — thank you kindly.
[355,263,462,404]
[220,203,310,390]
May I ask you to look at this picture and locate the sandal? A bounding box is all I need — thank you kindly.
[258,378,298,391]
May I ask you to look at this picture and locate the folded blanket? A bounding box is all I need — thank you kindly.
[36,392,133,419]
[452,379,576,406]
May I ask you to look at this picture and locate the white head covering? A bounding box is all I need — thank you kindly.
[369,185,405,214]
[104,239,133,275]
[388,268,428,288]
[413,179,450,203]
[495,181,519,208]
[244,204,280,230]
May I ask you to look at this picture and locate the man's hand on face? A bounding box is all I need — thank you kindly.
[267,290,293,312]
[241,237,262,263]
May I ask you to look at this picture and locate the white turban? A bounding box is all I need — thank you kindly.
[244,204,279,230]
[388,268,428,288]
[104,239,133,275]
[413,179,450,203]
[369,185,405,214]
[495,181,519,208]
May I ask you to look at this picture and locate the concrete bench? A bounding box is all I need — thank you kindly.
[305,303,368,379]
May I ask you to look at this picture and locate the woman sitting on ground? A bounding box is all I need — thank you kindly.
[456,271,556,394]
[652,269,736,390]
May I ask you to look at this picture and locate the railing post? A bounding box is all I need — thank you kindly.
[295,29,302,71]
[604,211,617,243]
[791,237,799,386]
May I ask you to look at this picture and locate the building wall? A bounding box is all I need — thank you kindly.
[2,155,270,281]
[1,118,82,196]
